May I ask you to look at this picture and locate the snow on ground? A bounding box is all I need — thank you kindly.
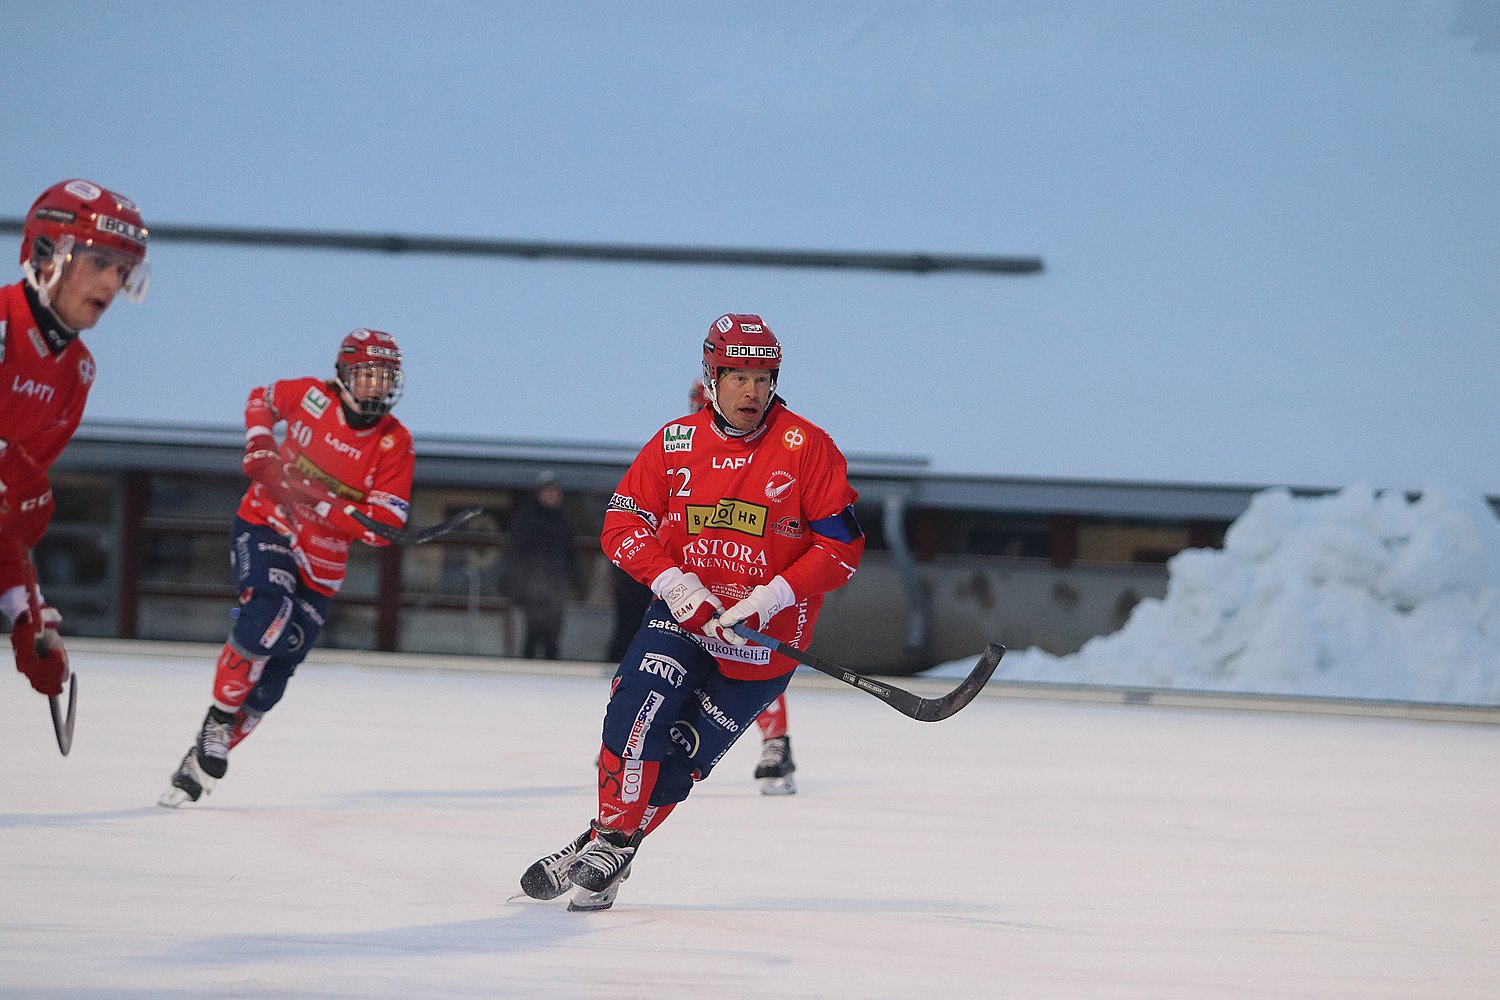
[931,486,1500,706]
[2,645,1497,999]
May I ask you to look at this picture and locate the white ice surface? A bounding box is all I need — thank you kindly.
[3,646,1497,999]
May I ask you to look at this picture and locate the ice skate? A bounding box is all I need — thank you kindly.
[566,823,639,902]
[195,706,235,780]
[754,735,797,795]
[567,860,631,912]
[519,828,592,900]
[159,747,216,807]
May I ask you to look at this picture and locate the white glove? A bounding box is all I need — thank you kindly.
[712,576,796,646]
[651,567,724,636]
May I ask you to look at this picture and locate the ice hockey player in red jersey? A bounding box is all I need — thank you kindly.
[522,313,865,910]
[691,377,798,794]
[160,329,415,806]
[1,179,148,708]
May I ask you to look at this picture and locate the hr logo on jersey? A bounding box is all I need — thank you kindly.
[764,471,795,502]
[639,652,687,688]
[663,424,694,453]
[301,386,330,419]
[684,498,768,537]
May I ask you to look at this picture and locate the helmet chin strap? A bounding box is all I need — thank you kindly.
[21,260,63,312]
[704,372,778,436]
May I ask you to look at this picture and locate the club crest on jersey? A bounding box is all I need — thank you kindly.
[773,516,804,539]
[764,471,795,502]
[663,423,694,453]
[301,386,331,419]
[684,498,768,537]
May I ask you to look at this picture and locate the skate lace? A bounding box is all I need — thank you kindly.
[576,839,633,880]
[544,832,591,874]
[199,717,232,760]
[758,737,789,768]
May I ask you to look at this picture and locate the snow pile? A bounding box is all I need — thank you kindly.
[930,485,1500,705]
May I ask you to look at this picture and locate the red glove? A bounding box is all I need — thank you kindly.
[11,604,69,697]
[243,446,283,490]
[243,448,331,507]
[0,443,54,549]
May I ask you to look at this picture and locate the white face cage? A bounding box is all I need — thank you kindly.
[336,361,404,418]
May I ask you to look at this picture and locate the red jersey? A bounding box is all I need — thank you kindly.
[236,376,414,595]
[0,281,95,477]
[602,398,864,680]
[0,281,98,593]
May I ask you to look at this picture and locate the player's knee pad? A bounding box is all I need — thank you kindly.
[230,587,297,658]
[650,726,703,805]
[244,659,296,713]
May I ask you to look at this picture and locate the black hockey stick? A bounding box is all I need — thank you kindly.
[347,505,485,545]
[730,623,1004,722]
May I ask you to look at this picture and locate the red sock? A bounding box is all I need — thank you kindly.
[210,642,267,713]
[755,693,789,740]
[640,801,678,837]
[228,710,263,750]
[595,744,660,837]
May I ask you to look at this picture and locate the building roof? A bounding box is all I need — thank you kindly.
[60,418,1457,523]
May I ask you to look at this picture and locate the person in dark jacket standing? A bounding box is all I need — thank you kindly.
[507,471,581,659]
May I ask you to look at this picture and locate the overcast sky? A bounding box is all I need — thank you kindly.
[2,2,1496,493]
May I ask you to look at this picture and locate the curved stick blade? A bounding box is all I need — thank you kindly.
[913,643,1005,722]
[49,672,77,756]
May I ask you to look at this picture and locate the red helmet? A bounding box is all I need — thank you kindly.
[702,313,781,385]
[335,328,404,418]
[21,179,149,302]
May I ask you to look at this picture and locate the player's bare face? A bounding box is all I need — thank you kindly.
[716,368,773,432]
[49,247,134,331]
